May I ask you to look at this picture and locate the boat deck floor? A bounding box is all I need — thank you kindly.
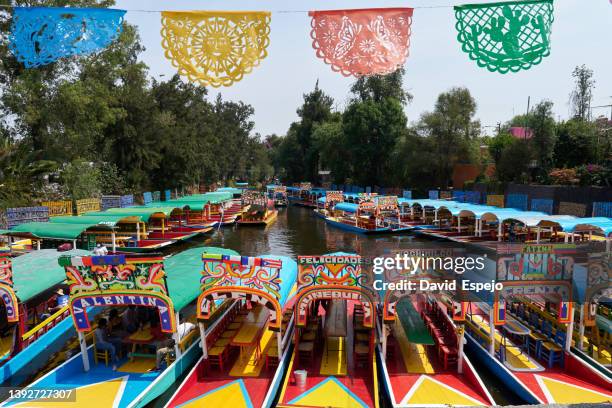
[468,310,612,404]
[278,302,376,408]
[386,316,491,406]
[3,349,161,408]
[166,316,279,408]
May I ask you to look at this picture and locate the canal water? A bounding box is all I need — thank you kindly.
[153,205,519,407]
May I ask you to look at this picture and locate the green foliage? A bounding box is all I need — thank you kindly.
[488,132,515,163]
[342,98,407,186]
[554,119,598,167]
[275,82,334,183]
[570,64,595,121]
[417,87,481,187]
[496,139,532,183]
[60,160,101,199]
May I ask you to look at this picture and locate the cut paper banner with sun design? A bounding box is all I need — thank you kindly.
[160,11,271,87]
[9,7,126,68]
[454,0,554,74]
[309,8,414,77]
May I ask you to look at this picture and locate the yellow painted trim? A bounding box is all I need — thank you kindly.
[278,349,296,403]
[372,352,379,408]
[22,306,69,341]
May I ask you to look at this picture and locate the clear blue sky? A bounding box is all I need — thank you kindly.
[114,0,612,136]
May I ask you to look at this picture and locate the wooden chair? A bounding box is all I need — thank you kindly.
[266,345,279,370]
[439,345,458,370]
[298,341,314,367]
[354,343,369,368]
[92,335,110,366]
[208,346,227,371]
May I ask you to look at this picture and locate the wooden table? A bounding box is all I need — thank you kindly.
[231,307,269,363]
[324,300,347,338]
[124,327,155,361]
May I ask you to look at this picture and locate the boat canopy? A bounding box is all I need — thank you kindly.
[13,249,90,302]
[97,207,180,221]
[165,246,239,312]
[216,187,242,194]
[335,202,358,213]
[49,214,141,226]
[0,222,113,240]
[552,217,612,236]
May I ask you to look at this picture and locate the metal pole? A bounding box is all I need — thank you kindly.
[136,222,141,242]
[78,331,90,372]
[536,227,541,244]
[498,222,502,242]
[173,311,181,358]
[277,331,282,361]
[565,305,574,353]
[111,232,116,253]
[578,304,585,350]
[457,325,465,374]
[199,322,208,359]
[488,306,495,356]
[36,240,41,251]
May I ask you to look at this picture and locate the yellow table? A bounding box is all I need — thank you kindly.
[125,327,154,362]
[231,307,269,364]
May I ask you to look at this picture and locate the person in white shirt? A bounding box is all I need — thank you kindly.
[93,244,109,256]
[152,315,195,371]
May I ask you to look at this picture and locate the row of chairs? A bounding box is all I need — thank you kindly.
[510,302,565,368]
[207,304,248,371]
[353,304,370,368]
[421,302,458,370]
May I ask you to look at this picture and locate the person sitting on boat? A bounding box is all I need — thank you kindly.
[95,318,121,371]
[39,288,69,320]
[150,315,195,372]
[108,309,128,338]
[121,305,139,334]
[93,243,108,256]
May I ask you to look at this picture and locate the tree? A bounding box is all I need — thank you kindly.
[291,82,334,182]
[418,87,481,187]
[342,98,407,186]
[569,65,595,121]
[496,139,532,183]
[350,68,412,106]
[554,119,598,167]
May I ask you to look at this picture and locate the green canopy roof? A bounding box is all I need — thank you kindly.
[13,249,90,302]
[1,222,113,240]
[396,298,434,345]
[165,246,239,311]
[49,214,141,227]
[88,207,179,222]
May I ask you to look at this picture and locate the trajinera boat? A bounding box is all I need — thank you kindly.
[1,247,236,408]
[377,259,495,407]
[267,185,288,207]
[461,244,612,404]
[276,254,379,408]
[165,253,297,407]
[0,249,90,379]
[323,195,413,234]
[238,191,278,226]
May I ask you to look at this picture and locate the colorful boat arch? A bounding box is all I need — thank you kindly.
[197,254,295,330]
[0,250,18,323]
[59,254,177,333]
[494,244,577,325]
[295,254,376,328]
